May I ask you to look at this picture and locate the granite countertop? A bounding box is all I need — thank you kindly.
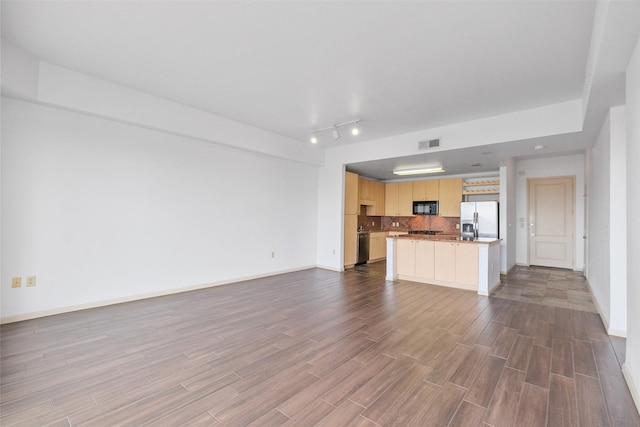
[394,234,500,244]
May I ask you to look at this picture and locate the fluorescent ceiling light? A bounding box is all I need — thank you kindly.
[393,166,445,176]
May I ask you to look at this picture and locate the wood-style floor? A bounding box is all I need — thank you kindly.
[1,266,639,426]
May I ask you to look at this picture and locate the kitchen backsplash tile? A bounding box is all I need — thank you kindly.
[359,215,460,234]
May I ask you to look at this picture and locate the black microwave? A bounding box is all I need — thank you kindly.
[413,200,439,215]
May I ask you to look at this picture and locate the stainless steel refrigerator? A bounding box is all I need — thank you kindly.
[460,201,499,239]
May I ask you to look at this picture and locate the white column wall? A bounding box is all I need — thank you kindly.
[623,35,640,412]
[609,106,627,335]
[586,113,612,331]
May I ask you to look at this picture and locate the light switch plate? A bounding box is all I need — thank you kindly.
[26,276,36,287]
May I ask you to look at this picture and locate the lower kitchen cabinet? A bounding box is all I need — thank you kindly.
[434,241,456,282]
[395,239,480,290]
[455,243,479,286]
[397,239,435,280]
[369,232,387,261]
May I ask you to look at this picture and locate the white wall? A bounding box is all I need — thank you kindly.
[586,113,612,329]
[609,106,627,335]
[514,154,585,270]
[1,98,319,320]
[624,35,640,412]
[500,157,517,274]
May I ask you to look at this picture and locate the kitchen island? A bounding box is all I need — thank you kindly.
[386,234,501,296]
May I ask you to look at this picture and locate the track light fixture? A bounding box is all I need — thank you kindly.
[309,119,361,144]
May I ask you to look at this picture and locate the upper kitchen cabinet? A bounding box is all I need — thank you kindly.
[385,182,413,216]
[359,177,385,216]
[438,178,463,217]
[412,179,440,201]
[345,171,359,215]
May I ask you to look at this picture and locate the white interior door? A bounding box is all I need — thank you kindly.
[528,177,575,269]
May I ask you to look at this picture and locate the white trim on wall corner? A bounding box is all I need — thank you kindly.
[623,364,640,414]
[584,277,627,338]
[0,265,317,324]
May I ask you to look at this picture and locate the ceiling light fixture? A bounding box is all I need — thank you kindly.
[309,119,360,143]
[393,166,445,176]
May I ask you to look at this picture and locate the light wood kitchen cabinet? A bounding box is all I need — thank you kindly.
[358,177,385,216]
[438,178,463,217]
[434,241,456,282]
[385,182,413,216]
[397,239,435,279]
[359,177,373,204]
[412,180,440,201]
[434,241,479,286]
[396,239,415,276]
[371,180,386,216]
[455,243,479,286]
[369,232,387,261]
[415,240,435,279]
[344,214,358,266]
[345,171,359,215]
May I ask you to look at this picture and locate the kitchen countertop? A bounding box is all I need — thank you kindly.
[392,234,500,244]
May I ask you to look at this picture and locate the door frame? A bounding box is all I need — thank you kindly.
[527,175,576,269]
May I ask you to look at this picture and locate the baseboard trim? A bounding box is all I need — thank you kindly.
[623,364,640,415]
[316,265,343,272]
[583,277,627,337]
[0,265,317,324]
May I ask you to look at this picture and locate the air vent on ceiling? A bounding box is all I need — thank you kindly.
[418,138,440,150]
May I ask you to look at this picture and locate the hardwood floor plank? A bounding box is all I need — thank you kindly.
[483,367,526,427]
[360,363,431,425]
[348,356,416,408]
[505,335,534,372]
[320,354,395,407]
[277,359,363,418]
[548,373,578,427]
[573,339,598,378]
[599,372,640,427]
[575,373,611,427]
[448,400,486,427]
[514,383,549,427]
[525,345,551,389]
[405,382,466,426]
[551,339,574,378]
[490,327,519,359]
[591,340,623,377]
[533,320,553,348]
[423,343,472,386]
[385,381,442,426]
[449,345,490,388]
[464,355,506,408]
[475,320,506,347]
[314,399,365,427]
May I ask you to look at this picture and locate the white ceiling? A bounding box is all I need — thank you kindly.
[2,0,635,180]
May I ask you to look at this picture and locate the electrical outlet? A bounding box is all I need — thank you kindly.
[12,277,21,288]
[456,223,460,229]
[26,276,36,287]
[271,251,275,258]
